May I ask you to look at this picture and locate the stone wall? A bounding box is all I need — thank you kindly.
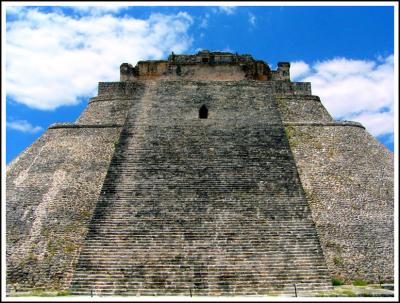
[6,124,123,292]
[76,98,131,125]
[77,82,145,124]
[97,81,145,97]
[119,51,289,81]
[286,125,393,283]
[277,95,333,122]
[273,82,312,95]
[6,79,150,292]
[276,95,394,283]
[70,80,331,296]
[6,61,394,294]
[167,64,250,81]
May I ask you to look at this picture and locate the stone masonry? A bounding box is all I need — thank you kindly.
[6,50,394,296]
[276,92,394,284]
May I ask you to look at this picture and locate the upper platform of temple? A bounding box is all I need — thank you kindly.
[120,50,291,81]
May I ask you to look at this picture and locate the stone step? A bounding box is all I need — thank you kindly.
[70,284,333,290]
[71,269,330,276]
[78,248,325,253]
[75,260,327,266]
[85,220,317,224]
[79,242,322,248]
[81,235,321,239]
[76,253,325,259]
[82,233,321,238]
[69,284,332,295]
[74,265,330,271]
[70,81,331,295]
[84,225,319,230]
[83,228,319,232]
[78,248,324,254]
[70,279,331,288]
[71,275,331,282]
[88,221,313,225]
[74,263,328,269]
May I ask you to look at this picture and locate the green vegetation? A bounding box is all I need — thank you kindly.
[113,138,120,149]
[327,147,335,159]
[332,277,345,286]
[27,252,38,262]
[341,289,356,297]
[47,239,58,256]
[314,142,323,149]
[56,290,71,296]
[325,241,342,252]
[63,223,80,233]
[63,243,75,254]
[333,256,344,266]
[13,289,71,297]
[284,126,299,148]
[284,125,316,150]
[317,283,394,297]
[41,228,50,238]
[317,288,356,297]
[81,210,92,219]
[352,279,368,286]
[303,189,322,207]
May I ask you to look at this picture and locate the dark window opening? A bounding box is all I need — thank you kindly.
[199,105,208,119]
[202,57,209,63]
[176,65,182,76]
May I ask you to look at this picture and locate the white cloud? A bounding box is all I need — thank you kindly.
[7,120,43,134]
[199,13,210,29]
[221,47,233,53]
[215,6,237,15]
[8,5,128,18]
[248,13,256,27]
[350,111,394,137]
[6,7,193,110]
[69,6,127,15]
[294,56,394,138]
[5,6,25,15]
[290,61,310,79]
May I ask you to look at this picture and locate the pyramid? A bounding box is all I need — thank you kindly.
[6,51,393,296]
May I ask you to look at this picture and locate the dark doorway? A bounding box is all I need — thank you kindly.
[199,105,208,119]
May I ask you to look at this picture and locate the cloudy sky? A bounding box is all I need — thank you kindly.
[4,4,396,163]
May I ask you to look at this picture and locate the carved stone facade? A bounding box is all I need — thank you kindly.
[120,50,290,81]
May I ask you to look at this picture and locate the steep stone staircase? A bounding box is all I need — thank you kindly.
[70,81,332,296]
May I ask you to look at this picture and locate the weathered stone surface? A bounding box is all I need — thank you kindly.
[120,50,289,81]
[69,80,332,296]
[277,95,333,122]
[317,284,394,297]
[6,126,122,291]
[282,124,394,283]
[274,84,393,284]
[6,50,393,296]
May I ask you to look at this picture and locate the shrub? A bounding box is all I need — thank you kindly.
[332,277,345,286]
[352,279,368,286]
[56,290,71,296]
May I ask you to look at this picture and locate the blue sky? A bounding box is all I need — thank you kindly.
[5,4,396,163]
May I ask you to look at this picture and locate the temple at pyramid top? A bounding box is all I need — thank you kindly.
[120,50,290,81]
